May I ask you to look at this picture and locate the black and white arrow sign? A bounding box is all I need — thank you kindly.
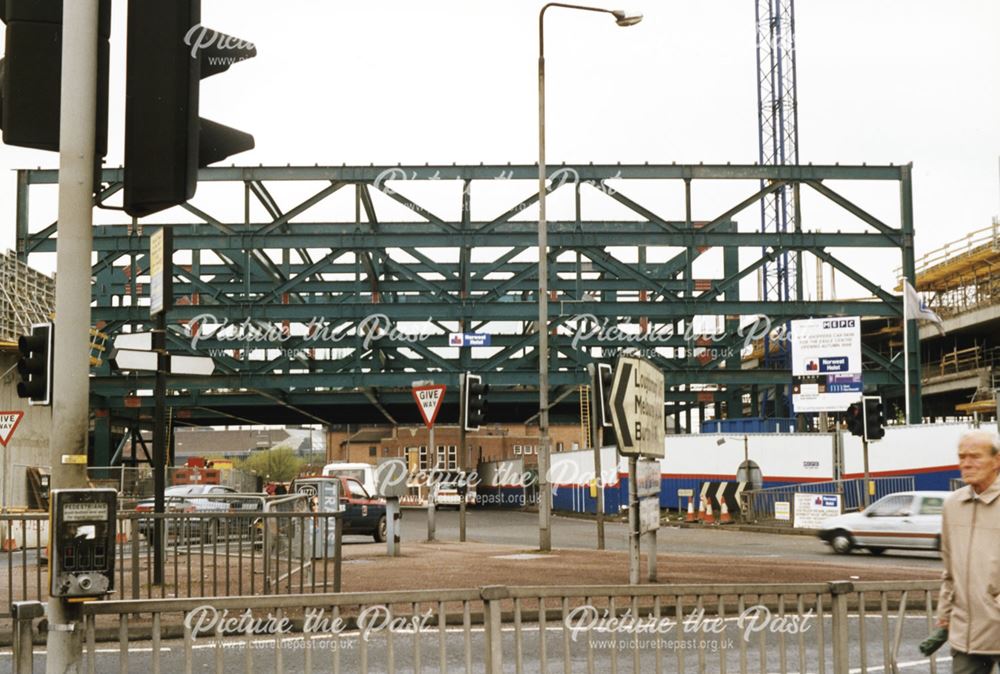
[609,355,665,458]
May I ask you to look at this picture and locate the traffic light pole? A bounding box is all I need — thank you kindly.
[459,413,467,543]
[152,312,167,585]
[46,1,101,671]
[862,437,871,508]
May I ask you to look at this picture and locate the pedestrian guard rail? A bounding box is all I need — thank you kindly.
[9,579,942,674]
[741,477,916,525]
[0,500,342,625]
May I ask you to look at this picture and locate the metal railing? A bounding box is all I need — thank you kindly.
[9,579,942,674]
[0,505,342,625]
[742,477,916,524]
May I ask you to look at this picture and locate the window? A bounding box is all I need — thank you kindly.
[869,494,913,517]
[436,445,446,469]
[523,445,535,455]
[556,442,564,452]
[513,445,522,455]
[918,496,945,515]
[369,446,377,457]
[346,479,369,499]
[447,445,457,470]
[419,446,428,471]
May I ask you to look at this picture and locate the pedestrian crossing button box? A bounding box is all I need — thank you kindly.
[49,489,117,598]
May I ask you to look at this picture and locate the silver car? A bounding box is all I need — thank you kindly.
[817,491,950,555]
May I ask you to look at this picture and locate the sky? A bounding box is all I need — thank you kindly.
[1,0,999,299]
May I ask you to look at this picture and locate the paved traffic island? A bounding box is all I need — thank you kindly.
[339,540,939,592]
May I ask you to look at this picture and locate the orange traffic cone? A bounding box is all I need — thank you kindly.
[696,499,706,522]
[685,498,697,523]
[703,500,715,525]
[720,499,732,524]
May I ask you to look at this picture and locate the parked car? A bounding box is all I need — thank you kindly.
[136,484,241,542]
[817,491,950,555]
[337,477,389,542]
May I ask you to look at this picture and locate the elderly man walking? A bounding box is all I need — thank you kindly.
[937,429,1000,673]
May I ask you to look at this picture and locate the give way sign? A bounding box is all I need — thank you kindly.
[412,385,447,428]
[0,411,25,447]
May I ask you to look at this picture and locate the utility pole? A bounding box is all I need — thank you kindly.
[46,1,100,671]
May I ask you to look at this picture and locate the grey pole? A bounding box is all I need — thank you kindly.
[628,456,639,584]
[537,23,552,553]
[536,3,641,553]
[386,497,400,556]
[593,419,605,550]
[862,437,871,508]
[47,0,100,671]
[427,424,436,541]
[459,377,467,542]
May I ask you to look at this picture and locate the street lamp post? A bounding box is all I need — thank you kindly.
[537,3,641,551]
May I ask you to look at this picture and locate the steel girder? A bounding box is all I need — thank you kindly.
[15,163,918,428]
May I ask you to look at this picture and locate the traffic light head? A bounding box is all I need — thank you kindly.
[124,0,255,217]
[595,362,613,428]
[463,373,488,432]
[864,397,885,441]
[845,402,864,437]
[16,323,53,405]
[0,0,110,153]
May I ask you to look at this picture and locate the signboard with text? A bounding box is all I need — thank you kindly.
[412,385,447,428]
[609,356,665,458]
[793,493,842,529]
[0,411,25,447]
[791,317,862,412]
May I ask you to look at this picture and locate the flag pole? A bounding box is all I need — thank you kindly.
[903,278,911,424]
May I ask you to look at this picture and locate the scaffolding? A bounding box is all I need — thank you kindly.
[909,221,1000,317]
[0,250,55,346]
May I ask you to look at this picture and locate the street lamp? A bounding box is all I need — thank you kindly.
[537,3,642,552]
[715,435,753,484]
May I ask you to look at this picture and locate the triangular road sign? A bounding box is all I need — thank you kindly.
[412,385,447,428]
[0,411,25,447]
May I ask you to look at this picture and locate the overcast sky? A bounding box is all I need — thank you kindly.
[1,0,998,298]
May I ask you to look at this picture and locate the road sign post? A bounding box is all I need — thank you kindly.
[412,383,446,542]
[609,356,665,585]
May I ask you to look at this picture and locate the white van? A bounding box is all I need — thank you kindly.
[321,462,378,497]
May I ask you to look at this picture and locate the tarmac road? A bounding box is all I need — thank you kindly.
[402,508,944,572]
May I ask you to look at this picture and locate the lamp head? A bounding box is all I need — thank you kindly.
[612,10,643,26]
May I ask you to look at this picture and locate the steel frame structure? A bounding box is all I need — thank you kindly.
[14,163,919,462]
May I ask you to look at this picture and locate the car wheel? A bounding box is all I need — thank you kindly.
[867,546,886,555]
[830,531,854,554]
[373,515,387,543]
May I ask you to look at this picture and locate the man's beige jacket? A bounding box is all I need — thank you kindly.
[937,473,1000,654]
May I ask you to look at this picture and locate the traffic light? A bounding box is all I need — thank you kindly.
[463,373,488,432]
[845,402,864,437]
[863,397,885,441]
[594,362,613,428]
[0,0,110,153]
[16,323,53,405]
[124,0,255,217]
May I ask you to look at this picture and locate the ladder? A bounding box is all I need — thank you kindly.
[579,384,592,449]
[89,327,108,367]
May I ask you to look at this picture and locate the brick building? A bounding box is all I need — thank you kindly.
[326,423,586,470]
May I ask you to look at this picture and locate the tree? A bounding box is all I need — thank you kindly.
[238,447,304,483]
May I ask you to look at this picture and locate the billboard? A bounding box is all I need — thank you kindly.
[791,317,862,412]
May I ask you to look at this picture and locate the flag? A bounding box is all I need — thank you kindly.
[903,280,945,334]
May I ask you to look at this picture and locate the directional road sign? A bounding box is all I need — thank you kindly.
[609,356,665,458]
